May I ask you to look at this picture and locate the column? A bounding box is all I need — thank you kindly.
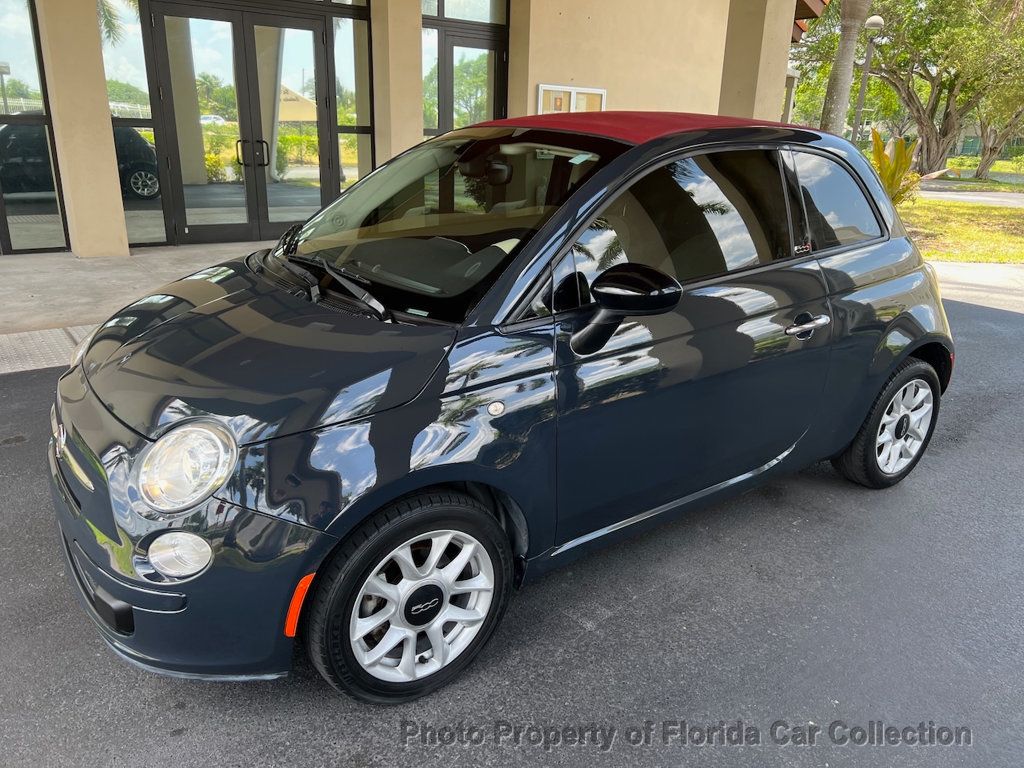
[370,0,423,162]
[34,0,130,257]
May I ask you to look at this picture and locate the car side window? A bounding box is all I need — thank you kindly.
[790,150,882,251]
[569,150,792,300]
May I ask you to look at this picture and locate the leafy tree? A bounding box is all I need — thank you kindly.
[797,0,1024,172]
[423,61,439,129]
[819,0,874,133]
[794,13,912,139]
[869,0,1024,172]
[452,54,491,128]
[974,79,1024,178]
[864,78,914,137]
[106,79,149,106]
[336,83,359,125]
[192,73,237,120]
[792,64,830,127]
[2,78,40,100]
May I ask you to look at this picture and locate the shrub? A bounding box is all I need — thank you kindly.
[870,129,920,205]
[947,155,980,171]
[275,149,289,178]
[205,152,227,183]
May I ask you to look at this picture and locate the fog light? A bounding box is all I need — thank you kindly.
[148,532,213,578]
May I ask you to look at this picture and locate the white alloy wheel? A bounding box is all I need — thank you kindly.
[349,530,494,683]
[875,378,934,475]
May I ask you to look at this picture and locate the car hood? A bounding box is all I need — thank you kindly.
[81,258,456,444]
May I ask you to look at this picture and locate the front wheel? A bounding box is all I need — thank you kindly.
[832,359,941,488]
[305,491,513,703]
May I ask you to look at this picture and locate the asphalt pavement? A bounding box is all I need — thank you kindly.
[1,280,1023,766]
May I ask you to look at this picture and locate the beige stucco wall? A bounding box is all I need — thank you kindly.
[718,0,797,120]
[508,0,734,117]
[35,0,129,257]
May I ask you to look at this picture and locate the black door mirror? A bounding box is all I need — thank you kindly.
[571,263,681,355]
[590,263,682,315]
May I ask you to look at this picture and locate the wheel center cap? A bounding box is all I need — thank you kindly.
[404,583,445,626]
[895,414,911,439]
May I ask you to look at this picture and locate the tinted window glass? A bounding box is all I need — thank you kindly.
[571,150,791,293]
[792,151,881,250]
[288,127,625,323]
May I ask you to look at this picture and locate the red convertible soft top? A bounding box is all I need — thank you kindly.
[476,110,794,146]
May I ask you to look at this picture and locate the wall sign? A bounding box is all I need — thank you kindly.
[537,84,607,114]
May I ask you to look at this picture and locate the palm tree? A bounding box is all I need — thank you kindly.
[195,72,223,112]
[819,0,873,134]
[96,0,140,45]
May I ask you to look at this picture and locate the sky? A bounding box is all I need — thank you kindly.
[0,0,43,92]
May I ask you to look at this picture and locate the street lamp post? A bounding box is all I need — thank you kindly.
[852,15,885,144]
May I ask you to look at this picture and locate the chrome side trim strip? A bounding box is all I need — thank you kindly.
[548,442,797,557]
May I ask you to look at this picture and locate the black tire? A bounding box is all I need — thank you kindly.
[305,490,513,704]
[832,358,941,489]
[126,168,160,200]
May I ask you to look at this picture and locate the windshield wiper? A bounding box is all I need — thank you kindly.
[290,254,391,322]
[275,256,321,303]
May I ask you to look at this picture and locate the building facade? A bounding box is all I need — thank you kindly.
[0,0,811,257]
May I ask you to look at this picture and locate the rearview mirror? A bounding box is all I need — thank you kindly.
[571,264,681,355]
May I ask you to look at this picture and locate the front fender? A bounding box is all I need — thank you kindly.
[215,325,559,558]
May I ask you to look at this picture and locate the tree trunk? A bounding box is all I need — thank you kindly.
[976,146,1001,179]
[975,107,1024,179]
[916,128,960,174]
[819,0,872,134]
[976,123,1001,179]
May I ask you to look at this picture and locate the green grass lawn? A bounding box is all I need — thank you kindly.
[899,198,1024,263]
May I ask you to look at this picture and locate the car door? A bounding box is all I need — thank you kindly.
[553,147,833,546]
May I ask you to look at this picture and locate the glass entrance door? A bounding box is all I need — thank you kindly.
[151,3,332,243]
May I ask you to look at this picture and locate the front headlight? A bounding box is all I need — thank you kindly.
[135,422,238,513]
[70,327,98,369]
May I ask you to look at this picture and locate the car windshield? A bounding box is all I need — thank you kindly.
[274,126,626,323]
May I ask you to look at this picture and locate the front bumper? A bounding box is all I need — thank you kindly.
[49,428,337,680]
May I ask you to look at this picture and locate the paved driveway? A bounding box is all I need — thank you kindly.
[1,267,1022,767]
[920,189,1024,207]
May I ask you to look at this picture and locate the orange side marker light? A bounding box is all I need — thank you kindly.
[284,573,316,637]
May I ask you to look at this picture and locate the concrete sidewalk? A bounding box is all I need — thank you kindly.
[0,241,272,374]
[0,246,1020,375]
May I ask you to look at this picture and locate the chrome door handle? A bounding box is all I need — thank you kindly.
[785,314,831,336]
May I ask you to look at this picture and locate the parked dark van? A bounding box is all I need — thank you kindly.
[49,111,953,703]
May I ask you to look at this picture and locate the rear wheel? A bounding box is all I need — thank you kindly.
[832,359,941,488]
[305,491,513,703]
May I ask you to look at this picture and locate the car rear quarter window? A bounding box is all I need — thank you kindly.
[789,150,882,251]
[570,149,792,291]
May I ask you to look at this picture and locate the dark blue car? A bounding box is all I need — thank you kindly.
[49,111,953,703]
